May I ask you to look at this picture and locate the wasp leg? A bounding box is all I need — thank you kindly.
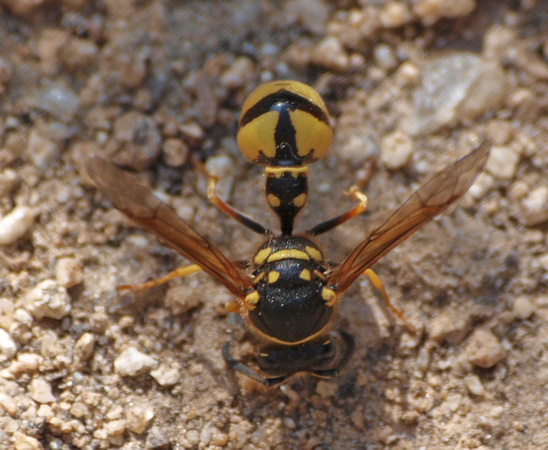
[117,264,202,292]
[364,268,417,333]
[307,158,377,236]
[192,154,272,235]
[311,331,355,379]
[222,341,290,388]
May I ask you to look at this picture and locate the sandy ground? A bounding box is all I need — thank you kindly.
[0,0,547,448]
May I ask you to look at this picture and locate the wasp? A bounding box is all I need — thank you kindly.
[87,80,489,387]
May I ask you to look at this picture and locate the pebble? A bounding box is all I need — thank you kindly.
[27,129,61,171]
[0,297,14,330]
[150,364,180,386]
[220,56,255,89]
[74,332,95,362]
[286,0,329,35]
[55,257,83,288]
[0,168,18,197]
[12,432,42,450]
[413,0,476,26]
[20,279,71,320]
[464,374,485,396]
[6,353,42,376]
[427,308,471,344]
[512,296,535,320]
[316,380,337,398]
[0,393,17,416]
[379,2,412,28]
[126,404,154,434]
[411,52,507,135]
[113,347,158,377]
[162,138,189,167]
[29,377,56,403]
[0,206,37,245]
[521,186,548,226]
[379,130,414,170]
[465,328,507,369]
[311,36,350,72]
[373,43,399,71]
[484,146,520,180]
[0,329,17,362]
[105,419,127,436]
[34,81,81,122]
[112,111,162,170]
[164,286,203,315]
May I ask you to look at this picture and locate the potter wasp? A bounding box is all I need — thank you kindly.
[87,80,489,387]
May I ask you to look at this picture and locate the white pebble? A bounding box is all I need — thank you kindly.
[311,36,350,72]
[414,0,476,26]
[522,186,548,226]
[485,146,520,180]
[126,405,155,434]
[74,332,95,362]
[150,364,180,386]
[465,374,485,396]
[114,347,158,377]
[0,206,37,245]
[380,131,414,169]
[466,328,507,369]
[29,377,56,403]
[411,52,507,135]
[0,329,17,362]
[55,257,83,288]
[20,279,71,320]
[220,57,255,89]
[512,296,535,320]
[27,129,60,171]
[34,81,81,122]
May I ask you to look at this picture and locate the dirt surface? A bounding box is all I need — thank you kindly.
[0,0,547,448]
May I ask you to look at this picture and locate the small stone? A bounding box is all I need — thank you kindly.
[465,374,485,396]
[411,52,507,135]
[69,402,89,418]
[485,146,520,180]
[12,432,42,450]
[485,120,513,146]
[522,186,548,226]
[7,353,42,376]
[0,206,37,245]
[413,0,476,26]
[105,419,127,437]
[0,168,19,197]
[311,36,350,72]
[29,377,56,403]
[379,2,412,28]
[0,393,17,415]
[114,347,158,377]
[287,0,329,34]
[112,111,162,171]
[220,56,255,89]
[34,81,81,122]
[466,328,507,369]
[150,364,180,386]
[379,130,414,170]
[165,286,203,315]
[512,296,535,320]
[427,308,471,344]
[0,298,15,330]
[316,380,337,398]
[126,405,154,434]
[0,329,17,362]
[74,332,95,362]
[20,280,71,320]
[374,43,399,71]
[162,138,189,167]
[539,254,548,272]
[55,257,83,288]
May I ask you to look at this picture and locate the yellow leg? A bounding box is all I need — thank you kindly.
[363,269,417,333]
[117,264,202,292]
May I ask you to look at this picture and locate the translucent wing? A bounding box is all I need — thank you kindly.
[86,156,252,297]
[328,143,490,293]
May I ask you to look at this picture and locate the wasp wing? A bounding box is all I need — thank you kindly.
[328,143,490,293]
[86,156,252,297]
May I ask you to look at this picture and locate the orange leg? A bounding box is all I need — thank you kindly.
[363,268,417,333]
[192,154,272,235]
[117,264,202,292]
[307,157,376,236]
